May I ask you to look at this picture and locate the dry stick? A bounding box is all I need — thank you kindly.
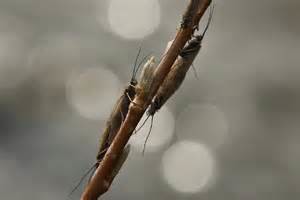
[80,1,211,199]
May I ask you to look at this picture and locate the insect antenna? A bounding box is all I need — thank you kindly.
[68,148,109,198]
[142,115,154,155]
[201,3,214,39]
[131,47,142,82]
[87,164,98,183]
[129,52,153,88]
[67,163,98,198]
[136,52,153,75]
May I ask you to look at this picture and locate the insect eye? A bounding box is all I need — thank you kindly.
[131,80,138,86]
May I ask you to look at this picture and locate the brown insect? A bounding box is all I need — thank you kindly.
[138,6,214,154]
[84,55,156,192]
[68,49,149,196]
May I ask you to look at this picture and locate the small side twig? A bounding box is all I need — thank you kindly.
[80,1,211,199]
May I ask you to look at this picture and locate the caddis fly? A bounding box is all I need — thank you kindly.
[137,6,214,154]
[68,48,150,197]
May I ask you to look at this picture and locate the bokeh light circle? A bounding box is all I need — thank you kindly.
[107,0,161,39]
[26,33,87,91]
[66,67,121,120]
[161,141,216,194]
[176,103,229,149]
[129,106,175,153]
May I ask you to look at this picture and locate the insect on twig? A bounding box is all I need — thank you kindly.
[80,1,212,199]
[94,50,152,164]
[80,56,157,198]
[67,48,149,197]
[137,5,214,154]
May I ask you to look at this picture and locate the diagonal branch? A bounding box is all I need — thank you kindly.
[80,1,211,199]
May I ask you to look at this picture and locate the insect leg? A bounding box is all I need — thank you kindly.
[133,114,151,134]
[125,92,134,103]
[129,83,137,89]
[142,115,154,155]
[125,92,143,110]
[191,63,199,80]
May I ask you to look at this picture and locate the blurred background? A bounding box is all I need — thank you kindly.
[0,0,299,199]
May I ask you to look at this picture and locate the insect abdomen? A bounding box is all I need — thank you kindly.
[96,84,136,161]
[148,37,201,115]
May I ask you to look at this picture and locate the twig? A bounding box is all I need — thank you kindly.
[80,1,211,199]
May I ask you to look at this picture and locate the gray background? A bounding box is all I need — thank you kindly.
[0,0,299,199]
